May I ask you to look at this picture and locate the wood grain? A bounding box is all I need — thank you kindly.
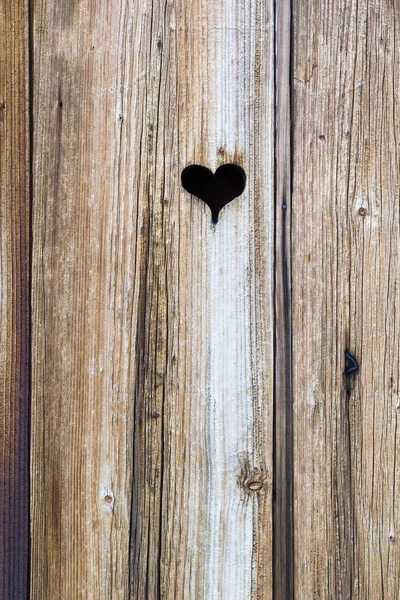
[274,0,293,597]
[0,0,30,597]
[31,0,275,598]
[292,0,400,597]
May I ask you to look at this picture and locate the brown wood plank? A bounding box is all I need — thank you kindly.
[0,0,30,597]
[31,0,275,597]
[274,0,293,597]
[292,0,400,597]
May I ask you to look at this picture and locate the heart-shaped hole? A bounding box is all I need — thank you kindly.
[181,163,246,224]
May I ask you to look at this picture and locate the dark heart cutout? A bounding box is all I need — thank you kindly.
[181,163,246,224]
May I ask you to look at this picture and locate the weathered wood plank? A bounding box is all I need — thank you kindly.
[31,0,275,598]
[274,0,293,597]
[292,1,400,597]
[0,1,30,597]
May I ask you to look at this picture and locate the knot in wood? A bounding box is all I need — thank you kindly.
[246,480,264,492]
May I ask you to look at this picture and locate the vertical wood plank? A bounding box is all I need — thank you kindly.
[31,0,275,598]
[293,0,400,597]
[274,0,293,597]
[0,1,30,597]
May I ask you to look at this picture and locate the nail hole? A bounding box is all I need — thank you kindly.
[181,163,246,224]
[358,207,367,216]
[104,495,113,504]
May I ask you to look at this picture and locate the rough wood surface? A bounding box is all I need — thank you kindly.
[274,0,293,597]
[0,1,30,597]
[31,0,275,598]
[292,1,400,598]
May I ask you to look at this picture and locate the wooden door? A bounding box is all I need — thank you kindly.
[1,0,399,598]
